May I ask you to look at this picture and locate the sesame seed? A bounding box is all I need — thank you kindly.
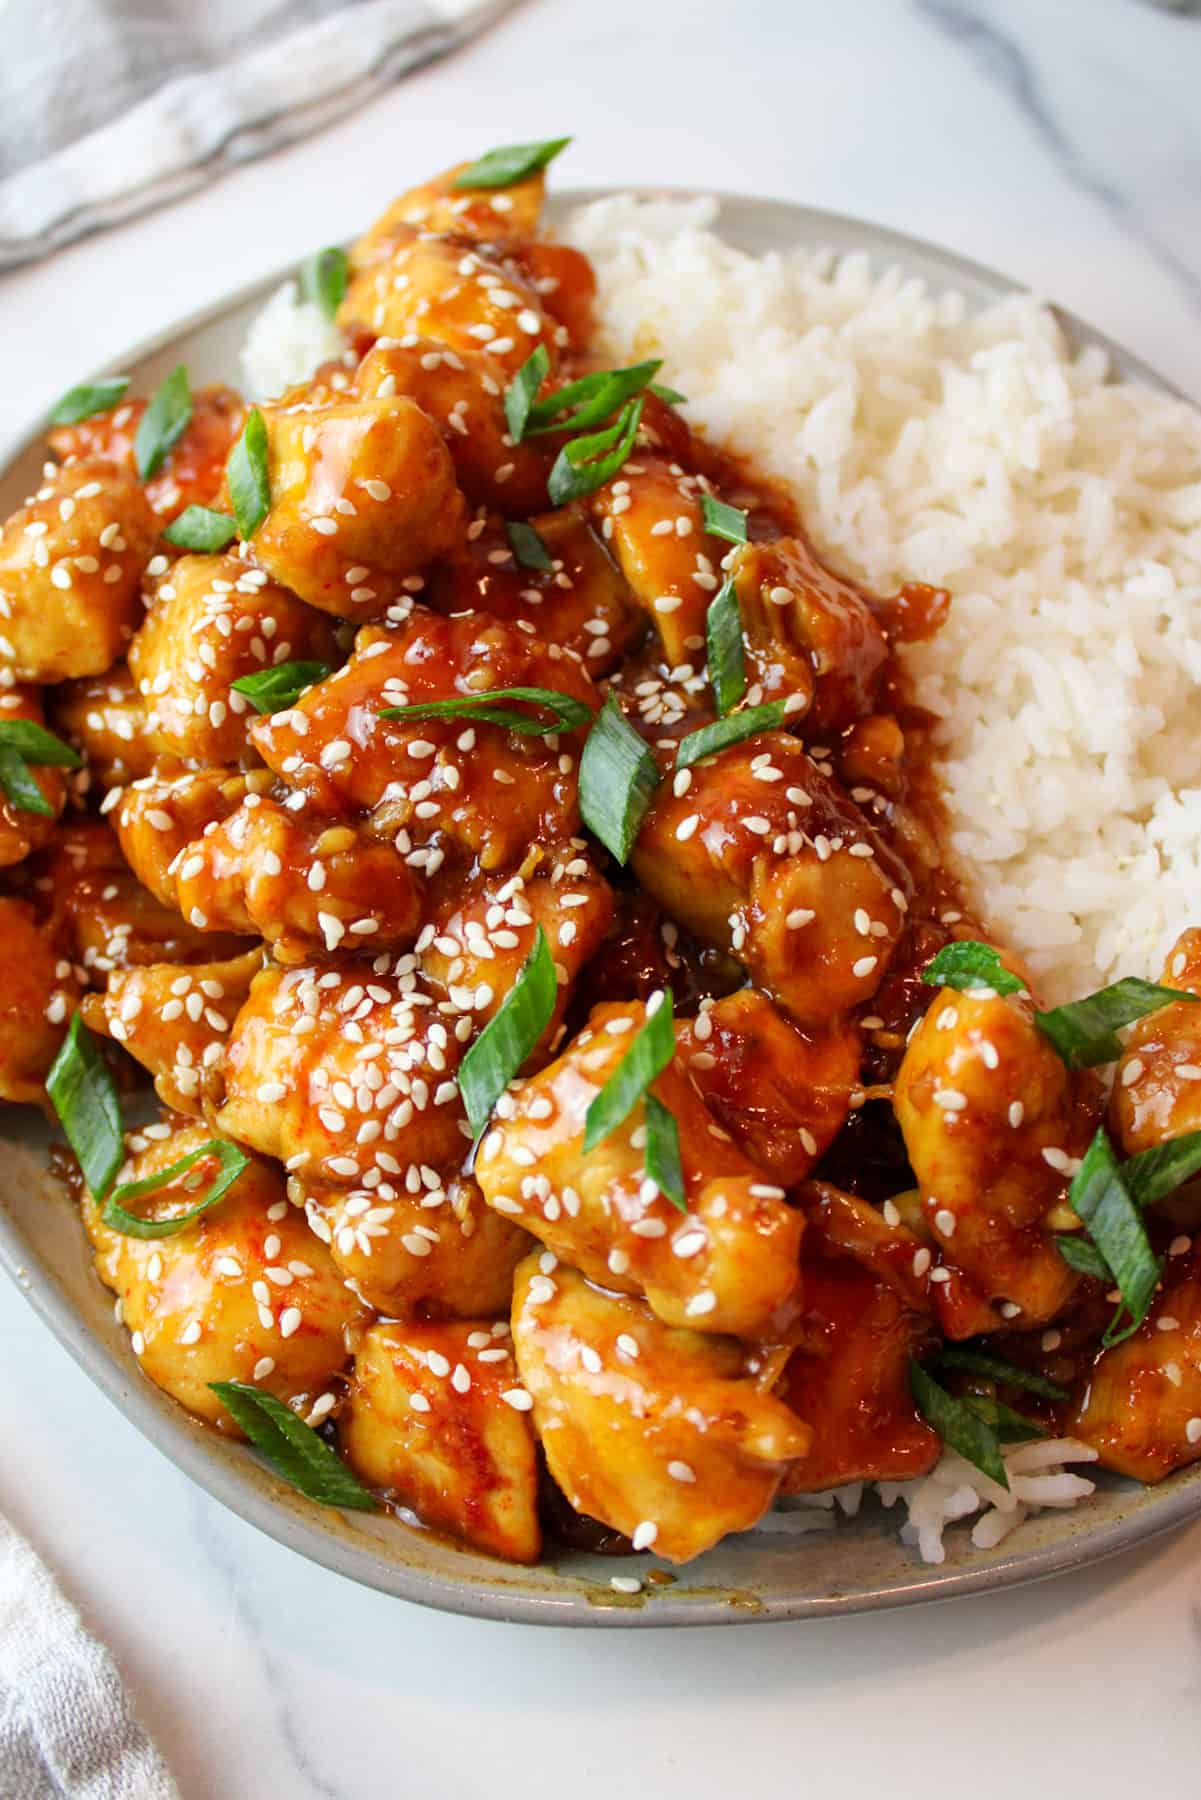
[502,1388,533,1411]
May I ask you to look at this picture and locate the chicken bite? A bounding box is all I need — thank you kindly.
[476,998,804,1337]
[49,384,245,523]
[128,553,339,763]
[340,1319,541,1562]
[0,896,79,1103]
[1111,927,1201,1156]
[83,1121,368,1428]
[113,765,263,909]
[0,458,157,682]
[52,663,156,787]
[0,686,69,865]
[591,455,719,666]
[512,1260,811,1563]
[347,159,550,258]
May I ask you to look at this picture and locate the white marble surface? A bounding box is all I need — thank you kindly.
[4,1,1201,1794]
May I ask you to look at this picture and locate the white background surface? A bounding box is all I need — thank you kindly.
[4,2,1201,1795]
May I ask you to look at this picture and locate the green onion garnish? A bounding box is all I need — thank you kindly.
[227,407,271,541]
[961,1394,1047,1445]
[48,376,129,427]
[46,1015,124,1201]
[909,1359,1009,1489]
[547,396,645,506]
[932,1347,1068,1402]
[705,578,746,716]
[525,360,662,438]
[504,345,549,443]
[504,520,552,571]
[0,719,82,816]
[380,686,592,736]
[459,926,557,1140]
[1035,978,1198,1069]
[650,383,687,406]
[700,496,748,544]
[644,1092,685,1211]
[209,1382,377,1511]
[1124,1130,1201,1208]
[162,505,238,553]
[453,137,572,190]
[579,694,660,865]
[921,941,1024,997]
[230,661,334,714]
[674,701,786,771]
[103,1139,250,1239]
[584,991,676,1151]
[299,246,349,319]
[1068,1128,1163,1345]
[1056,1234,1110,1281]
[134,364,192,481]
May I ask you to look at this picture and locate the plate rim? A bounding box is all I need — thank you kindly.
[2,185,1198,1627]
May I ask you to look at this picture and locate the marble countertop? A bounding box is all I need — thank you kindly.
[5,1,1201,1794]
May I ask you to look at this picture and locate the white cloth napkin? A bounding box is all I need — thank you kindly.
[0,0,518,268]
[0,1515,178,1800]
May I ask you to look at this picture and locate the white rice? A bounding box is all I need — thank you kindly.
[241,279,344,400]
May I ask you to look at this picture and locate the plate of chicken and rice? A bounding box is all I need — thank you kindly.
[2,135,1201,1625]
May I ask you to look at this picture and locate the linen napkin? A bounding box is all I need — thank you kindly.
[0,0,518,268]
[0,1513,178,1800]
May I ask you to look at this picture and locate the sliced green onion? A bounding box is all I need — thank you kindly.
[0,720,82,768]
[579,693,660,865]
[299,246,348,318]
[921,941,1024,997]
[504,520,552,571]
[0,747,53,816]
[547,396,644,506]
[909,1358,1009,1490]
[962,1394,1047,1445]
[49,376,129,427]
[209,1382,377,1511]
[134,364,192,481]
[584,991,675,1151]
[1068,1129,1163,1342]
[504,345,549,443]
[1124,1130,1201,1209]
[46,1014,124,1200]
[162,505,238,553]
[650,383,686,406]
[103,1139,249,1239]
[459,927,557,1140]
[700,495,748,544]
[1036,978,1198,1069]
[380,685,592,736]
[933,1347,1068,1402]
[526,360,662,437]
[231,661,334,714]
[1056,1234,1110,1281]
[227,407,271,540]
[644,1092,685,1211]
[454,138,572,190]
[705,578,746,716]
[674,701,786,771]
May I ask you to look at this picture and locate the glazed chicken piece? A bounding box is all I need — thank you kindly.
[632,729,911,1028]
[340,1319,541,1562]
[674,989,861,1186]
[424,503,644,675]
[512,1260,811,1562]
[297,1173,530,1320]
[731,534,889,734]
[419,844,614,1031]
[894,984,1094,1334]
[52,664,156,787]
[353,340,554,516]
[82,949,261,1119]
[347,158,551,260]
[113,765,263,909]
[0,457,157,682]
[0,896,79,1103]
[0,686,69,865]
[591,455,723,667]
[780,1185,940,1490]
[218,959,470,1187]
[127,553,340,764]
[48,384,245,523]
[83,1120,368,1429]
[173,796,423,961]
[476,998,804,1338]
[1111,927,1201,1156]
[251,609,597,872]
[242,395,465,617]
[1069,1237,1201,1482]
[339,233,560,376]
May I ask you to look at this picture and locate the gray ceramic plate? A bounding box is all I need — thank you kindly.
[2,190,1198,1627]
